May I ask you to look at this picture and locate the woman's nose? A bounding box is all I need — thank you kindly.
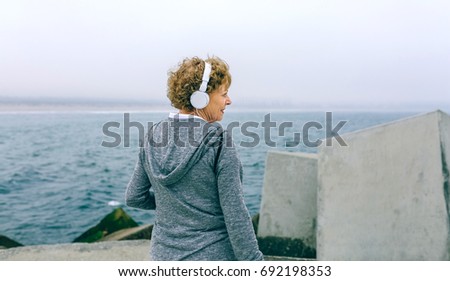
[226,96,232,105]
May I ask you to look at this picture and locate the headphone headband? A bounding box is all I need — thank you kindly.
[198,62,211,92]
[190,61,211,109]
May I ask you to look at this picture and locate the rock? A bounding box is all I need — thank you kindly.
[0,235,23,249]
[73,208,138,243]
[251,213,259,234]
[100,224,153,241]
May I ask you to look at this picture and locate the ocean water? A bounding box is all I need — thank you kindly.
[0,110,416,245]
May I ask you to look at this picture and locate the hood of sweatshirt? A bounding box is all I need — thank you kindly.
[144,113,223,186]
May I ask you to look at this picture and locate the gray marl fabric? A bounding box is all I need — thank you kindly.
[125,114,263,261]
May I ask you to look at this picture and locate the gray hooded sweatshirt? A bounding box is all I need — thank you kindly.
[125,113,263,261]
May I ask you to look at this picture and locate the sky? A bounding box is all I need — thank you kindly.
[0,0,449,110]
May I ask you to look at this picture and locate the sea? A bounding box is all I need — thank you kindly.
[0,109,418,245]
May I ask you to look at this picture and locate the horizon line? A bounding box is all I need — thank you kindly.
[0,96,448,113]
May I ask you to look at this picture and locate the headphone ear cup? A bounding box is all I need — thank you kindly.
[190,91,209,109]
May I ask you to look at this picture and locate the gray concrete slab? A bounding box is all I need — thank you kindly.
[0,240,305,261]
[317,110,450,260]
[0,240,151,261]
[258,150,318,257]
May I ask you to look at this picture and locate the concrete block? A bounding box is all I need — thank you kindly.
[318,110,450,260]
[0,240,311,261]
[258,150,318,258]
[0,240,151,261]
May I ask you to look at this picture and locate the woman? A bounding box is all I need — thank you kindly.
[125,56,263,261]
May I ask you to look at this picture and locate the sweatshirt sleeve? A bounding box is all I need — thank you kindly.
[125,148,156,210]
[216,132,264,261]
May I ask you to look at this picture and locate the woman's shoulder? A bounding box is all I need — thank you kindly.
[202,122,237,147]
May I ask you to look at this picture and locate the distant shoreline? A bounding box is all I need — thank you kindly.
[0,104,172,114]
[0,99,448,114]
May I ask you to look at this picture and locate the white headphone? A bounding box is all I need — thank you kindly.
[190,61,211,109]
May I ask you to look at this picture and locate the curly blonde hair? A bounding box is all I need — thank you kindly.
[167,56,232,111]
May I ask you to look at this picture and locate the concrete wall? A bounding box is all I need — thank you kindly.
[438,111,450,257]
[317,110,450,260]
[0,240,304,261]
[258,150,317,257]
[0,240,151,261]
